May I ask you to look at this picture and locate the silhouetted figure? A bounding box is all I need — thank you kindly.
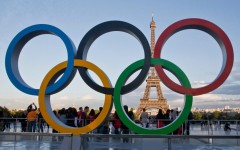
[121,105,132,143]
[183,111,193,135]
[156,109,164,128]
[224,122,231,131]
[19,111,27,132]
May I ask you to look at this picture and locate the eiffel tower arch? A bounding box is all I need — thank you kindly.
[135,17,169,119]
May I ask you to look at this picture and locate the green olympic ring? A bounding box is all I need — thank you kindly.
[114,58,192,134]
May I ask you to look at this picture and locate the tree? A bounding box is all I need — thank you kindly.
[193,112,202,120]
[235,113,240,120]
[211,111,220,120]
[0,106,11,117]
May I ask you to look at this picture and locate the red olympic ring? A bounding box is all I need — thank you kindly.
[154,18,234,96]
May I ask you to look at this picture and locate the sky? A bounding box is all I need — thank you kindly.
[0,1,240,110]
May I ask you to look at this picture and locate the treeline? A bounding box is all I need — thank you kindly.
[193,111,240,120]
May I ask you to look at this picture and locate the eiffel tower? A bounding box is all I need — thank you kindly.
[135,17,169,119]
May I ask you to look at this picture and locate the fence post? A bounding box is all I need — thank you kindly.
[80,135,84,150]
[237,121,239,146]
[70,134,73,150]
[236,121,238,135]
[168,138,171,150]
[14,133,16,150]
[14,118,17,132]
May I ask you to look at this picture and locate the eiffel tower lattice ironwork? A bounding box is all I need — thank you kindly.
[135,17,169,119]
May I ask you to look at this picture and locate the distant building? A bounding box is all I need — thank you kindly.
[224,105,230,109]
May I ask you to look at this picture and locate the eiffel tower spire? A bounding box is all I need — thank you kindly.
[135,16,169,119]
[142,16,164,100]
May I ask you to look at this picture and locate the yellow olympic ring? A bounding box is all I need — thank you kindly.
[38,59,112,135]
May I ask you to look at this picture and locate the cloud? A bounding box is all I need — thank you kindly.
[212,83,240,95]
[192,81,208,88]
[80,94,94,100]
[211,61,240,95]
[59,96,69,100]
[228,62,240,82]
[191,92,240,108]
[194,94,223,101]
[193,98,240,109]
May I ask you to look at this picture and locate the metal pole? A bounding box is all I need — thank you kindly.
[237,120,239,146]
[70,134,73,150]
[80,135,85,150]
[14,133,16,150]
[168,138,171,150]
[208,120,210,143]
[236,121,238,135]
[208,120,210,136]
[15,118,17,132]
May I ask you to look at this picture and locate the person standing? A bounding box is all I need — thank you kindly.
[156,109,164,128]
[95,107,105,134]
[19,111,27,132]
[27,103,37,132]
[84,106,90,125]
[113,111,121,134]
[77,107,83,127]
[140,108,149,128]
[0,110,4,131]
[38,108,44,133]
[80,106,89,126]
[185,111,193,135]
[59,108,67,125]
[164,109,171,126]
[88,109,96,123]
[121,105,132,143]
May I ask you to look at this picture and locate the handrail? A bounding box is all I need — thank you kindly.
[0,132,239,150]
[0,117,239,122]
[79,134,240,150]
[80,133,240,138]
[0,132,238,138]
[0,132,72,137]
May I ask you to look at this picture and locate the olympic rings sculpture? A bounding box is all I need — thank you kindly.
[5,18,234,135]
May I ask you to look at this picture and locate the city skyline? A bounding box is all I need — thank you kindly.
[0,1,240,110]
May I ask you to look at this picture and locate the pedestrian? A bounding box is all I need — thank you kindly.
[156,109,164,128]
[38,108,44,132]
[183,111,193,135]
[164,109,171,126]
[77,107,83,127]
[140,108,148,128]
[121,105,131,143]
[27,103,37,132]
[52,110,59,133]
[59,108,67,125]
[113,111,121,134]
[89,109,96,123]
[96,107,104,134]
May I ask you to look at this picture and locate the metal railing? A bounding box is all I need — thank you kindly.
[80,134,240,150]
[0,132,239,150]
[0,118,239,135]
